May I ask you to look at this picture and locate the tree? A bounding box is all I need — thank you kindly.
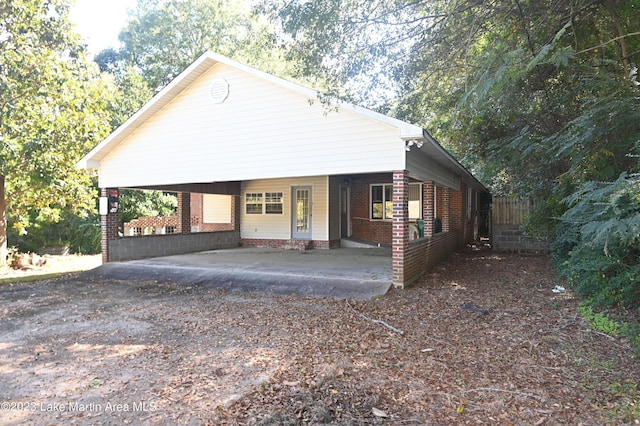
[0,0,115,264]
[102,0,292,92]
[259,0,639,190]
[118,189,177,233]
[260,0,640,306]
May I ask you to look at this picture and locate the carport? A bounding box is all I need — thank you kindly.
[91,247,393,299]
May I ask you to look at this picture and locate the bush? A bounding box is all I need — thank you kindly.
[556,173,640,309]
[8,211,101,255]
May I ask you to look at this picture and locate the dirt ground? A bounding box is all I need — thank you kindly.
[1,250,638,425]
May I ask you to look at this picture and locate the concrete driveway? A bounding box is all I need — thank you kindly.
[87,247,393,300]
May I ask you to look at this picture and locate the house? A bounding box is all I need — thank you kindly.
[123,193,235,236]
[79,51,490,288]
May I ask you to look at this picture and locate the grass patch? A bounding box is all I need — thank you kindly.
[0,254,101,286]
[578,301,621,336]
[605,380,640,423]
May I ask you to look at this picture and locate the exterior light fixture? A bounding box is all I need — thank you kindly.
[404,139,424,151]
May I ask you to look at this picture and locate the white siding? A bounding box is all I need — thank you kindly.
[241,176,328,240]
[202,194,232,223]
[98,64,405,188]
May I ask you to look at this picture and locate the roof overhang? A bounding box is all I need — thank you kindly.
[420,130,488,193]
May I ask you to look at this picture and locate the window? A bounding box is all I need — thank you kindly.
[203,194,232,223]
[371,183,421,220]
[265,192,284,214]
[371,185,385,219]
[165,226,176,234]
[408,183,422,220]
[371,184,393,220]
[132,227,142,236]
[245,193,263,214]
[245,192,284,215]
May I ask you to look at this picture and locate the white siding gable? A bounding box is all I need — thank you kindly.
[98,63,406,188]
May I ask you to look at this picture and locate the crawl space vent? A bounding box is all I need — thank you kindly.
[209,78,229,103]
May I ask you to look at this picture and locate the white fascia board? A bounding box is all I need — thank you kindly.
[333,103,424,140]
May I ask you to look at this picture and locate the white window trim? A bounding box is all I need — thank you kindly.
[370,183,422,221]
[245,192,263,215]
[265,192,284,215]
[408,183,423,220]
[370,183,392,220]
[244,192,284,215]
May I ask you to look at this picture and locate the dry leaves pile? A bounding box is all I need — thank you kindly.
[1,250,638,425]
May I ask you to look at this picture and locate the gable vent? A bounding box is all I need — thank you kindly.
[209,78,229,103]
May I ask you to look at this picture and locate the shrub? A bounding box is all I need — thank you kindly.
[557,173,640,309]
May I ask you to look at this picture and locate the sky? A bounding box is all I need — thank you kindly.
[69,0,137,54]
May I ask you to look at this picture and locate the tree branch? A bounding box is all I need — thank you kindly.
[464,387,544,401]
[574,31,640,57]
[346,299,405,335]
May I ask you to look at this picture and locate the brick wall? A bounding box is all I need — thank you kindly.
[351,173,393,244]
[423,181,434,236]
[190,193,237,232]
[442,187,450,232]
[450,184,465,248]
[177,192,191,235]
[391,171,409,286]
[124,216,179,236]
[241,238,340,250]
[123,193,236,235]
[402,231,459,285]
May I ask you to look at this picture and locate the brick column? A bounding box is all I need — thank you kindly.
[392,170,409,288]
[423,181,434,237]
[450,183,465,248]
[232,195,240,231]
[177,192,191,235]
[442,187,451,232]
[101,188,120,263]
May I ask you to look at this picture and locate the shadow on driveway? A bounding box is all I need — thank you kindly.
[86,247,393,300]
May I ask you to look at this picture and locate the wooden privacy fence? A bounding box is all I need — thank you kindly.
[492,197,548,253]
[492,197,533,225]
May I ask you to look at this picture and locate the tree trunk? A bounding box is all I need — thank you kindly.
[0,176,6,266]
[606,0,630,77]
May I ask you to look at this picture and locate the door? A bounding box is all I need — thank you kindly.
[292,186,312,239]
[340,186,349,238]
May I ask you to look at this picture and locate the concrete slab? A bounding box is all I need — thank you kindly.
[86,247,393,300]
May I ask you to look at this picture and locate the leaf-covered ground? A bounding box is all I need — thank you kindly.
[1,250,638,425]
